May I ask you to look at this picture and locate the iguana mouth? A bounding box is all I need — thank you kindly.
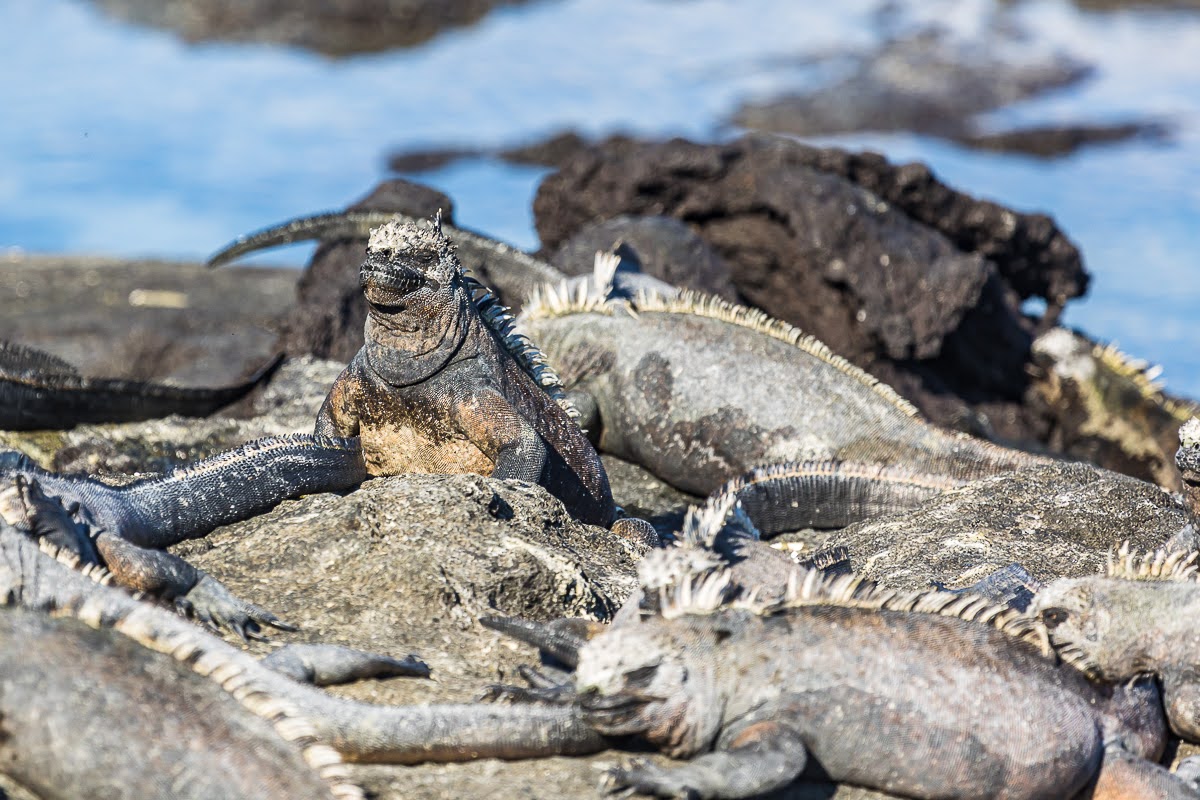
[580,689,660,734]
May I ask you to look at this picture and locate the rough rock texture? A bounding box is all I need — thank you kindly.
[730,29,1116,158]
[549,215,738,301]
[171,472,644,798]
[534,133,1088,453]
[819,462,1197,590]
[88,0,538,56]
[280,179,455,364]
[0,252,295,386]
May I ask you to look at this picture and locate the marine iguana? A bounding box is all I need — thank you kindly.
[0,433,366,635]
[1033,544,1200,743]
[486,543,1188,798]
[0,339,283,431]
[517,283,1057,497]
[0,478,612,773]
[313,216,654,542]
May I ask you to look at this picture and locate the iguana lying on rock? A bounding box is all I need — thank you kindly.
[518,283,1056,497]
[313,216,654,542]
[487,552,1189,798]
[0,339,283,431]
[0,477,612,779]
[0,433,366,635]
[1033,544,1200,743]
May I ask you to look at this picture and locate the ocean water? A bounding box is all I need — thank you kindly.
[2,0,1198,394]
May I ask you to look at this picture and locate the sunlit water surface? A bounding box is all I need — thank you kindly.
[2,0,1198,393]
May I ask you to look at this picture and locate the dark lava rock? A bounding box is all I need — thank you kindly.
[732,30,1091,146]
[534,133,1086,446]
[822,462,1197,590]
[89,0,540,56]
[280,179,454,364]
[955,120,1172,159]
[549,215,738,301]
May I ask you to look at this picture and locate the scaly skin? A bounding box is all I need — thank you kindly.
[0,606,357,800]
[519,287,1056,496]
[315,217,620,530]
[576,578,1187,800]
[0,340,283,431]
[0,434,366,635]
[1033,545,1200,742]
[0,481,611,768]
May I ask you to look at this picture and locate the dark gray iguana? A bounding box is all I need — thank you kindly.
[0,339,283,431]
[0,432,366,635]
[0,477,612,790]
[313,217,654,542]
[517,283,1058,498]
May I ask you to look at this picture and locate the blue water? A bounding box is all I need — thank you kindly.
[2,0,1199,394]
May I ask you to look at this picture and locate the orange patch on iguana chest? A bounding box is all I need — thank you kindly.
[359,422,494,477]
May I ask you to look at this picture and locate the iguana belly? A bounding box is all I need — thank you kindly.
[360,423,494,477]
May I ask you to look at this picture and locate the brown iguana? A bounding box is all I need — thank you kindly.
[0,339,283,431]
[517,281,1057,498]
[314,216,654,542]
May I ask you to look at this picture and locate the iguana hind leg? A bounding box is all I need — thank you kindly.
[603,720,807,800]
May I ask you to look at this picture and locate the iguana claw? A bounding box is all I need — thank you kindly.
[176,575,296,641]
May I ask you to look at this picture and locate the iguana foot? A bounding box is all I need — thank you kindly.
[479,682,577,705]
[611,516,660,548]
[176,575,296,641]
[262,643,430,685]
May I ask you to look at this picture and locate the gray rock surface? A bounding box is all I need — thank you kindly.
[820,462,1197,590]
[0,252,295,386]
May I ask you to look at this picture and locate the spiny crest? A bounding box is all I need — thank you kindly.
[718,460,968,498]
[1105,541,1199,582]
[522,287,919,417]
[1094,340,1199,422]
[464,275,581,422]
[592,249,621,297]
[165,434,362,481]
[678,492,760,547]
[101,604,365,800]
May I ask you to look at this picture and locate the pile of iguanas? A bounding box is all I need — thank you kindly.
[4,208,1200,800]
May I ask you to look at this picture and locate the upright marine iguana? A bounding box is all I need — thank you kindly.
[313,216,654,542]
[0,477,611,781]
[517,280,1057,497]
[0,339,283,430]
[0,433,366,635]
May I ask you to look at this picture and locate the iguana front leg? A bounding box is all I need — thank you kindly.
[316,376,361,438]
[93,532,295,639]
[603,720,808,799]
[459,391,548,483]
[1163,671,1200,742]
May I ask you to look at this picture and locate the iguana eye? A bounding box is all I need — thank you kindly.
[1041,607,1070,629]
[624,665,659,689]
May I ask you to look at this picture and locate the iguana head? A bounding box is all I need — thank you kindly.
[1033,576,1181,681]
[575,613,729,758]
[360,216,470,357]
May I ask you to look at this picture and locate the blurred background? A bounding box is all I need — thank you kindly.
[1,0,1198,391]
